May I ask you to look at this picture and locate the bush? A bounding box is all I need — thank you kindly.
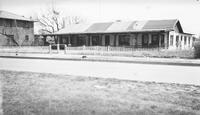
[194,39,200,58]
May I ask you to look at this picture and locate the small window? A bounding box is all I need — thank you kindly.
[170,35,173,46]
[25,35,29,41]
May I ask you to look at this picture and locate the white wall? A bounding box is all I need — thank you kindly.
[168,31,193,50]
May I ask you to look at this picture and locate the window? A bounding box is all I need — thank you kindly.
[92,35,101,46]
[170,35,174,46]
[184,36,187,45]
[25,35,29,41]
[118,35,130,46]
[142,34,149,47]
[5,19,13,27]
[77,36,86,46]
[151,34,159,47]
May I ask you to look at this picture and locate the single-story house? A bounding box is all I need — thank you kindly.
[0,10,35,46]
[47,19,195,50]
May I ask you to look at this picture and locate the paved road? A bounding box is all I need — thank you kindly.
[0,57,200,85]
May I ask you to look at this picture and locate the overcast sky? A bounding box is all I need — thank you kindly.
[0,0,200,35]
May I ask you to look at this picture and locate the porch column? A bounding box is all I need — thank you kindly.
[164,33,168,49]
[130,34,135,47]
[110,34,115,46]
[102,35,105,46]
[159,34,162,48]
[90,35,92,46]
[87,35,90,46]
[68,35,71,45]
[189,36,192,48]
[137,33,142,48]
[148,33,152,47]
[173,33,176,49]
[186,36,189,48]
[181,35,184,50]
[116,34,119,46]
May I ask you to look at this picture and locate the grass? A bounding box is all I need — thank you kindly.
[1,70,200,115]
[64,49,194,59]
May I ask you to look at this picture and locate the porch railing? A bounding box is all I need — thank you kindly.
[48,44,166,54]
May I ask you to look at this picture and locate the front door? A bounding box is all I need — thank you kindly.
[151,34,159,48]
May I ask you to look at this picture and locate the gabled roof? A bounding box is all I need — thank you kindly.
[53,19,187,35]
[0,10,34,21]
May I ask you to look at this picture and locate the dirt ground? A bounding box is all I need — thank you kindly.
[1,70,200,115]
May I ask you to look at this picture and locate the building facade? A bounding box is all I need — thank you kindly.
[0,10,35,46]
[47,19,194,50]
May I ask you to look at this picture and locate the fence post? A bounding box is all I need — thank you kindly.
[64,44,67,54]
[57,44,60,53]
[49,44,52,54]
[107,46,110,51]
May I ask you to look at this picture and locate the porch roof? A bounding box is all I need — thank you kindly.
[53,19,187,35]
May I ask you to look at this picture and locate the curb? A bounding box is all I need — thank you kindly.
[0,56,200,67]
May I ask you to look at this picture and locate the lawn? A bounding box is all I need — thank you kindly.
[0,70,200,115]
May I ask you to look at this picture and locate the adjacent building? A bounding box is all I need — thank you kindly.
[49,19,194,50]
[0,10,35,46]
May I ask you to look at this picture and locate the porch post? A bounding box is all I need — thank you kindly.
[116,34,119,46]
[186,36,189,48]
[57,36,60,53]
[90,35,92,46]
[148,33,151,47]
[164,32,168,49]
[159,34,162,48]
[102,34,105,46]
[68,35,71,46]
[114,34,116,46]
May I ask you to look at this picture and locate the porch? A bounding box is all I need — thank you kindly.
[48,32,169,49]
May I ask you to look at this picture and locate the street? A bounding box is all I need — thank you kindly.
[0,57,200,85]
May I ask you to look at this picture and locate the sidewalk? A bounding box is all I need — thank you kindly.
[1,52,200,66]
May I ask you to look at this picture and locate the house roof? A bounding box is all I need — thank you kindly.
[142,19,177,30]
[53,19,187,35]
[0,10,34,21]
[85,22,113,33]
[55,23,93,35]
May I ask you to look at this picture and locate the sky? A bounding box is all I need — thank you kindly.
[0,0,200,35]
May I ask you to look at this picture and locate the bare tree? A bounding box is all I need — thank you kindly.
[37,8,85,35]
[37,7,65,34]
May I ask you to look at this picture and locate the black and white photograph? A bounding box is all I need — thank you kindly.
[0,0,200,114]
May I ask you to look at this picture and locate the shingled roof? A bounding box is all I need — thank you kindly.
[54,19,184,35]
[0,10,34,21]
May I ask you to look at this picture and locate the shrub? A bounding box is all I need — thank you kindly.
[194,39,200,58]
